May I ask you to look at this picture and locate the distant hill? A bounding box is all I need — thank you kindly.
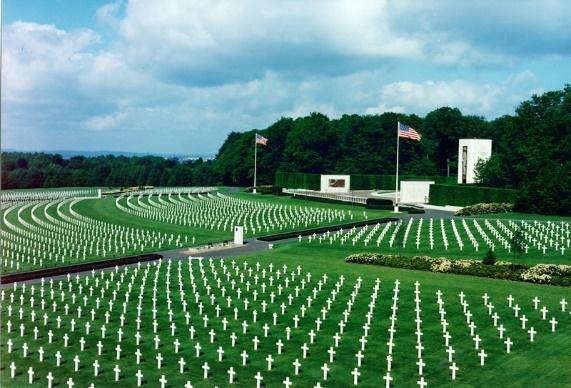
[1,148,214,160]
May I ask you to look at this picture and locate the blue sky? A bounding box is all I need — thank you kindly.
[2,0,570,154]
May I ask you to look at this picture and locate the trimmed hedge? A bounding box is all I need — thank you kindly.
[291,195,366,207]
[245,185,284,195]
[351,174,455,190]
[276,172,455,190]
[346,253,571,286]
[275,172,321,190]
[365,198,393,209]
[429,184,518,206]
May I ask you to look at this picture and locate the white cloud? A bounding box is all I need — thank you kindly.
[2,0,569,153]
[84,111,127,131]
[95,0,124,27]
[2,22,99,102]
[370,72,543,117]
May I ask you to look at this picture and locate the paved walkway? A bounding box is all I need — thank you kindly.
[1,207,459,286]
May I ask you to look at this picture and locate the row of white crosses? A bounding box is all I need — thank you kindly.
[1,189,96,205]
[412,281,428,388]
[1,197,186,272]
[116,191,348,235]
[1,255,375,387]
[305,217,570,256]
[2,257,568,387]
[458,292,489,367]
[481,292,515,353]
[506,219,570,255]
[134,187,217,196]
[435,289,460,381]
[382,280,400,387]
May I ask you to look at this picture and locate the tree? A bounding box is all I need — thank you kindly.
[510,226,525,269]
[281,113,339,173]
[474,155,510,187]
[422,107,465,175]
[482,249,496,265]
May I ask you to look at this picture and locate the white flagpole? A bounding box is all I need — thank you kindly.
[394,121,400,212]
[253,134,258,194]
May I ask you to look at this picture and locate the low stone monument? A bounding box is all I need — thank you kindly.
[234,226,244,245]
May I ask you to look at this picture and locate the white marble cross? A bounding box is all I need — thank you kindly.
[450,362,459,380]
[228,367,236,384]
[351,367,361,385]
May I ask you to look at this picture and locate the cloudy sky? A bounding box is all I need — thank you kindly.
[2,0,570,154]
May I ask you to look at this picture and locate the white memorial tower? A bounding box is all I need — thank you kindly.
[457,139,492,184]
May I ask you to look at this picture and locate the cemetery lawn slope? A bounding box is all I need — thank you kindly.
[466,212,571,222]
[73,197,232,243]
[1,245,568,387]
[239,243,571,387]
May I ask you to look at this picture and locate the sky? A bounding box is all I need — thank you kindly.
[2,0,570,155]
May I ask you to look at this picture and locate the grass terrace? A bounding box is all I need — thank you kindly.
[0,245,569,387]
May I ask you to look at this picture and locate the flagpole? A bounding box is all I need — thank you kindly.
[394,121,400,212]
[253,134,258,194]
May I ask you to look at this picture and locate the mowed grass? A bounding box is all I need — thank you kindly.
[74,197,232,243]
[300,219,571,266]
[467,212,571,222]
[114,191,392,236]
[0,199,218,274]
[1,187,106,194]
[1,191,393,274]
[1,244,569,387]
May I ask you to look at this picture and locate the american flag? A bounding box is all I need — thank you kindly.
[398,122,422,141]
[255,133,268,145]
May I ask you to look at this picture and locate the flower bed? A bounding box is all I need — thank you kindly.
[455,202,514,216]
[346,253,571,286]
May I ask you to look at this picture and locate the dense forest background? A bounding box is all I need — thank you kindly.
[2,86,569,214]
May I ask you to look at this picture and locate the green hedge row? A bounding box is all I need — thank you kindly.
[429,184,518,206]
[351,174,456,190]
[276,172,455,190]
[275,172,321,190]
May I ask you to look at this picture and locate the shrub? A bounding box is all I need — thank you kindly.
[345,253,569,286]
[482,249,496,265]
[455,203,514,216]
[520,264,571,284]
[245,185,283,195]
[365,198,393,210]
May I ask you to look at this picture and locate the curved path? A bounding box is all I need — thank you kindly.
[1,209,456,285]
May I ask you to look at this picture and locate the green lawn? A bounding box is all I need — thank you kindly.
[1,244,569,387]
[1,187,106,194]
[1,199,214,274]
[0,191,393,274]
[467,212,571,222]
[74,197,232,242]
[2,187,568,274]
[299,218,571,265]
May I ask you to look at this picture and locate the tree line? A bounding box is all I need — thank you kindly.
[2,86,569,214]
[1,154,217,189]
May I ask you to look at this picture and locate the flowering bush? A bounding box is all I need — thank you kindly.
[520,264,571,284]
[430,259,452,273]
[346,253,569,286]
[455,203,514,216]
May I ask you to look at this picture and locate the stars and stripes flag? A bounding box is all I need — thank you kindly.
[255,133,268,145]
[398,122,422,141]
